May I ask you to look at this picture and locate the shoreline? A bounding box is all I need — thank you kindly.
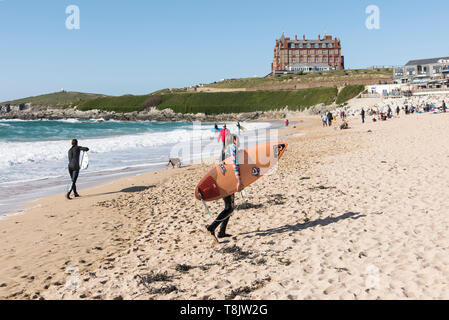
[0,120,287,219]
[2,113,449,300]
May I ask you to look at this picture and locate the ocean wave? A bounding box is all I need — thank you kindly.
[0,122,271,169]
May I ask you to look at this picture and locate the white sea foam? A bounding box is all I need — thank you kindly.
[0,122,270,170]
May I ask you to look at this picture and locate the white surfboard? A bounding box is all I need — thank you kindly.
[80,151,89,170]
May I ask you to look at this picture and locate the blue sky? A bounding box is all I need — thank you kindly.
[1,0,448,101]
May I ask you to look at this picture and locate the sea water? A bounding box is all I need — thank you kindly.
[0,119,273,216]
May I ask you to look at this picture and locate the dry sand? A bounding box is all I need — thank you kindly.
[1,113,449,300]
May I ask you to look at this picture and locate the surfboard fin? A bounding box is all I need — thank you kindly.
[241,189,248,204]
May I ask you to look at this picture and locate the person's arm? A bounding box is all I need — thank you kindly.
[231,145,242,191]
[80,147,89,152]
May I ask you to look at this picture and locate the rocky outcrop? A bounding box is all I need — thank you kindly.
[0,105,289,122]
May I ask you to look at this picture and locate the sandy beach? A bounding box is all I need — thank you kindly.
[1,112,449,300]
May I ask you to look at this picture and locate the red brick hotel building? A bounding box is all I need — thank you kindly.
[272,33,344,72]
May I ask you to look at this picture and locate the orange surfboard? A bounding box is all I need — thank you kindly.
[195,142,288,202]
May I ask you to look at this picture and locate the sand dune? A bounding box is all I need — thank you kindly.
[1,113,449,300]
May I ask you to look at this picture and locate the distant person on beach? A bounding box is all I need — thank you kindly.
[396,106,400,116]
[217,124,230,161]
[322,114,328,127]
[214,123,219,131]
[236,122,241,135]
[67,139,89,200]
[327,112,333,126]
[285,119,289,127]
[207,134,242,241]
[443,101,446,113]
[361,109,366,124]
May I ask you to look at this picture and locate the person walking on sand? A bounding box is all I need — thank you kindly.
[327,112,333,127]
[322,113,328,127]
[285,119,289,127]
[361,108,366,124]
[67,139,89,200]
[443,101,447,113]
[396,106,400,116]
[217,124,230,161]
[236,122,242,135]
[206,134,242,242]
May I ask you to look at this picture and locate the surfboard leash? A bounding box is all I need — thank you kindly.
[197,191,212,218]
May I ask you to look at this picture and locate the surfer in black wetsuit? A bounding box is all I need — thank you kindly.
[67,139,89,200]
[206,134,242,242]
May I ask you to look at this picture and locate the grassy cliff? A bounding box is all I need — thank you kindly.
[336,85,366,105]
[3,91,108,108]
[78,87,339,114]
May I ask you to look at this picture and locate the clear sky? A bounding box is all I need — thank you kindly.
[1,0,448,101]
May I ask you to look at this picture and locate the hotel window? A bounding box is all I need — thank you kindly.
[315,57,319,63]
[300,57,303,62]
[335,57,339,62]
[323,57,327,62]
[307,58,311,63]
[329,57,333,62]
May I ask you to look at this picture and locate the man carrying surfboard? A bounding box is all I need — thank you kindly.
[66,139,89,200]
[206,134,242,242]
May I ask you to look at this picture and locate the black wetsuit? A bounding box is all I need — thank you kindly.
[68,146,89,196]
[208,195,235,236]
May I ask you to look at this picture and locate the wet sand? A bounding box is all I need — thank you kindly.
[1,113,449,300]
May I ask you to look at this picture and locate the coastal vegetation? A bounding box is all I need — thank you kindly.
[77,87,338,114]
[3,91,108,108]
[336,85,366,105]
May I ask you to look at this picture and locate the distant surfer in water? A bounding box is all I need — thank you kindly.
[214,123,219,131]
[207,134,242,241]
[67,139,89,200]
[236,122,241,135]
[217,124,230,161]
